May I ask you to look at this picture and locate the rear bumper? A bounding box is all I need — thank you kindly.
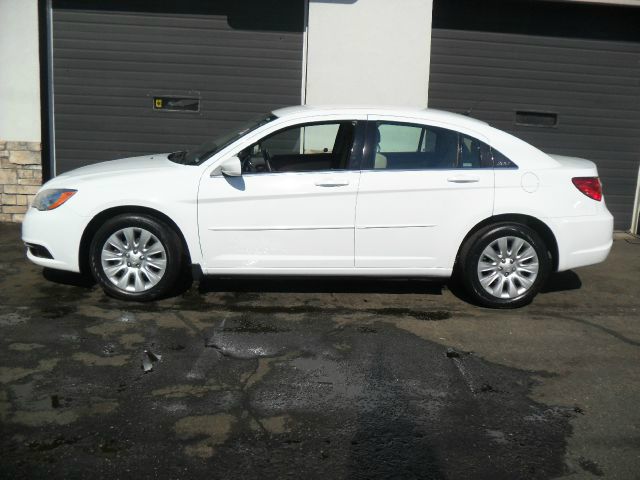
[546,211,614,272]
[21,205,87,273]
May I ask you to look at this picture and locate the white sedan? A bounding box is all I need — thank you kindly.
[22,106,613,308]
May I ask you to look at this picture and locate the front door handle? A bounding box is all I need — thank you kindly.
[314,179,350,187]
[447,175,480,183]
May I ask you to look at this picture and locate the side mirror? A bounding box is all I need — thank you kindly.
[212,156,242,177]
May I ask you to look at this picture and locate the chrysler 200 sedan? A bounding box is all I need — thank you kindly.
[22,106,613,308]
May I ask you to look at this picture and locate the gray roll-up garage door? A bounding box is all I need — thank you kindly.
[51,0,303,174]
[429,0,640,230]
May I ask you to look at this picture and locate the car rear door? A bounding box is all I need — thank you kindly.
[354,116,495,270]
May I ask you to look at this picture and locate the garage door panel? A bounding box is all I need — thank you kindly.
[426,99,640,123]
[56,32,301,53]
[431,58,639,86]
[55,60,300,81]
[431,77,637,103]
[428,93,635,115]
[55,51,302,68]
[431,71,638,94]
[52,1,303,172]
[55,102,284,122]
[54,75,300,94]
[432,29,639,58]
[54,130,211,145]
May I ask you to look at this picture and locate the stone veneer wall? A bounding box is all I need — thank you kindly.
[0,141,43,222]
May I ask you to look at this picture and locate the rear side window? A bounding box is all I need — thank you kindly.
[377,124,423,152]
[368,122,495,170]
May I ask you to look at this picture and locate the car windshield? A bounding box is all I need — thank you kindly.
[169,114,277,165]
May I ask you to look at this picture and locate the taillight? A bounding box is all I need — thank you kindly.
[572,177,602,201]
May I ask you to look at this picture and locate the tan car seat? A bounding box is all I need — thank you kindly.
[374,127,387,169]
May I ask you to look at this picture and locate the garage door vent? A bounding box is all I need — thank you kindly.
[515,111,558,128]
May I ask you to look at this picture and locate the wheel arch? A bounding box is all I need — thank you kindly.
[78,205,192,275]
[456,214,559,272]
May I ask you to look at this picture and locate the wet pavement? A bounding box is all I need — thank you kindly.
[1,223,639,479]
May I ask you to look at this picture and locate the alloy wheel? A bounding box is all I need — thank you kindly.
[476,235,539,299]
[100,227,167,292]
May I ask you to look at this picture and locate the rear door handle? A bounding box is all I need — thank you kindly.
[447,175,480,183]
[314,179,350,187]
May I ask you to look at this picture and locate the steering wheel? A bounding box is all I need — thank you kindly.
[240,145,273,173]
[241,155,256,173]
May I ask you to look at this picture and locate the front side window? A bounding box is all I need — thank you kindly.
[239,121,357,174]
[367,122,499,170]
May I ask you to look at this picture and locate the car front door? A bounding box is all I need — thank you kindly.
[355,117,495,270]
[198,117,365,272]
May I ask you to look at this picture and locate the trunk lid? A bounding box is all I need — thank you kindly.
[548,154,599,176]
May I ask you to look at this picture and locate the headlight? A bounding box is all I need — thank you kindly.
[32,189,77,211]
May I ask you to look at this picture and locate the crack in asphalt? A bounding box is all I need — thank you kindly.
[556,314,640,348]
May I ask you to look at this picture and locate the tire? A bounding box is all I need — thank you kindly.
[457,222,551,309]
[89,214,183,301]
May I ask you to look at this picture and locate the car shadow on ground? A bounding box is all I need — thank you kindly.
[42,268,95,288]
[41,267,581,302]
[198,276,444,295]
[446,269,583,306]
[541,270,582,293]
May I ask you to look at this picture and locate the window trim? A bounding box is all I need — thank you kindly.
[361,120,518,171]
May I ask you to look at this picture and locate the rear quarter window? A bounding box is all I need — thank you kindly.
[492,148,518,168]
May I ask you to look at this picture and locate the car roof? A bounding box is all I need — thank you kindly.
[272,105,489,129]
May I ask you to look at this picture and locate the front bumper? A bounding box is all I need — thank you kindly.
[21,205,88,272]
[546,210,614,272]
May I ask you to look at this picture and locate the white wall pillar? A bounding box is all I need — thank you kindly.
[304,0,433,107]
[0,0,41,142]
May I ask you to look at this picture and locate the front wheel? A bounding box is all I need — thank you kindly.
[89,214,183,301]
[458,223,551,308]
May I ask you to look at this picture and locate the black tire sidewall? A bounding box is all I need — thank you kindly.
[461,223,550,309]
[89,214,182,301]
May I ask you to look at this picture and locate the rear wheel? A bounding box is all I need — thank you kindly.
[458,223,551,308]
[89,214,183,301]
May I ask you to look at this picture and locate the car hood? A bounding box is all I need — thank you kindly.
[47,153,183,187]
